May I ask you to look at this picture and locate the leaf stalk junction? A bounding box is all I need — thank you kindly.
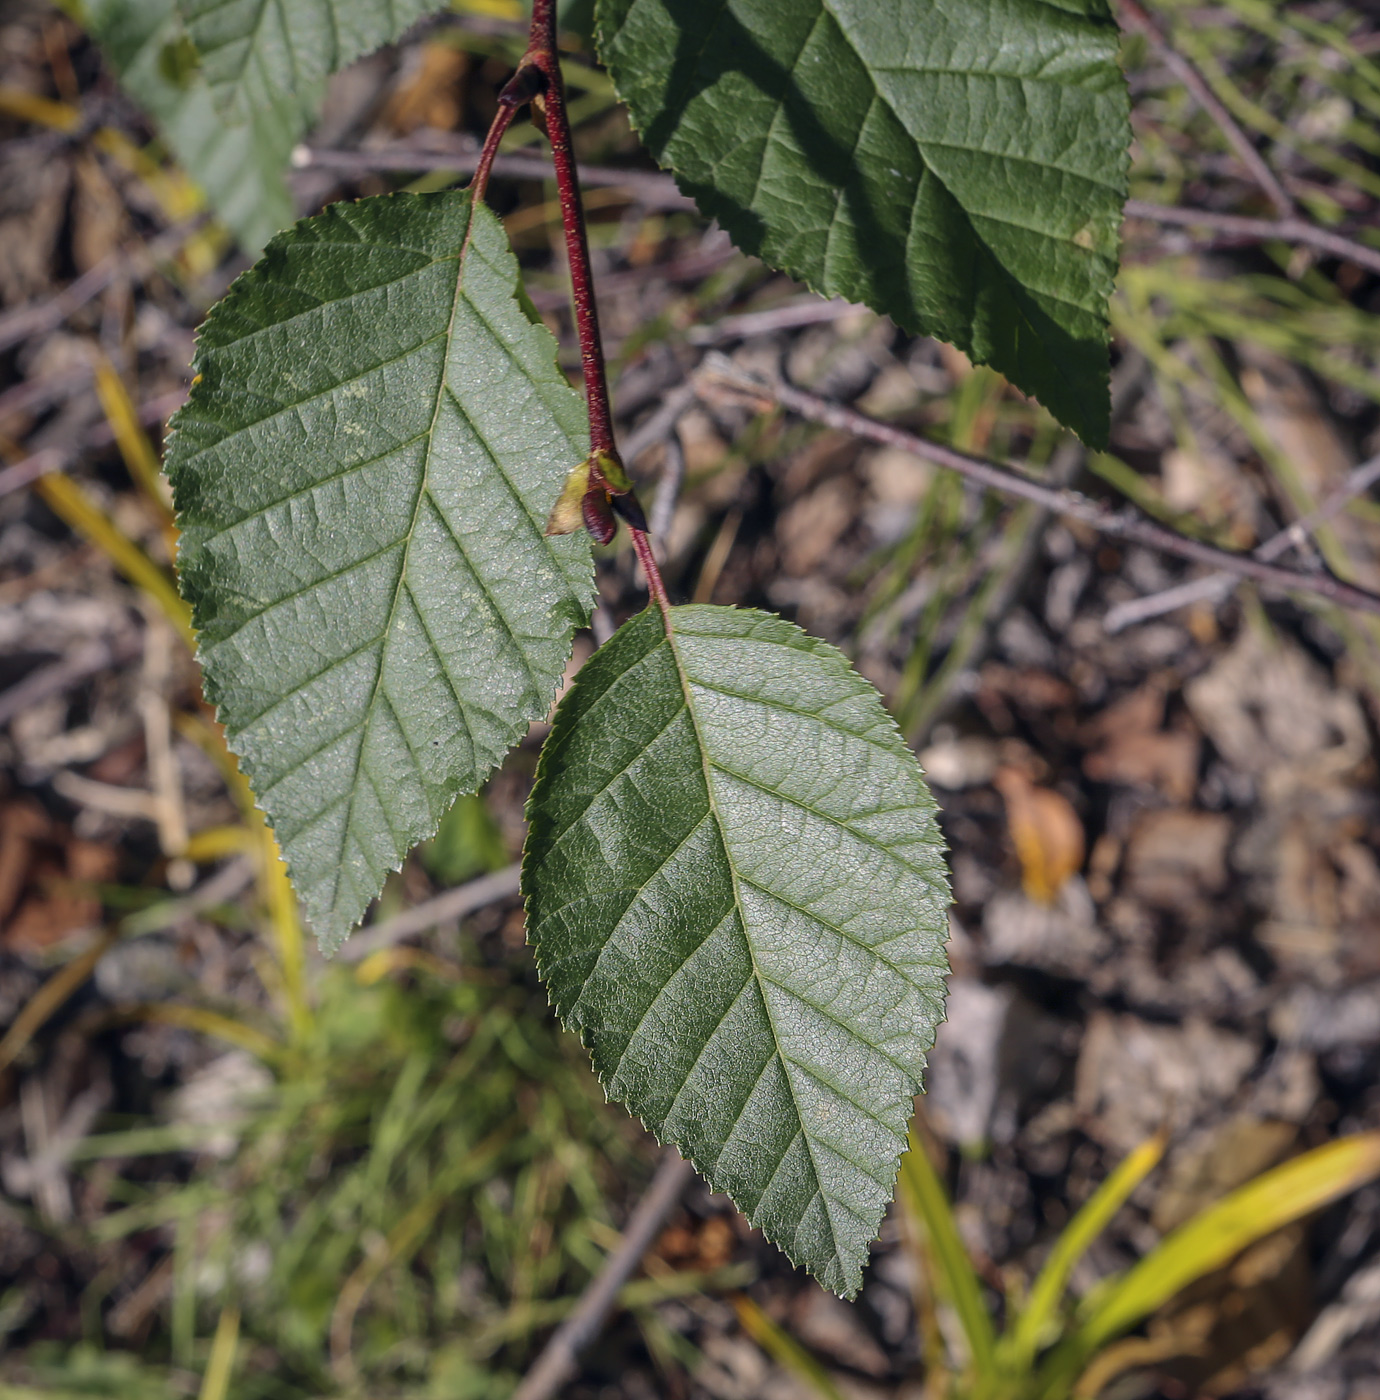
[471,0,671,622]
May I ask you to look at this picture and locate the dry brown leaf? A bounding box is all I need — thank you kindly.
[655,1214,736,1272]
[994,765,1085,904]
[0,800,51,925]
[1187,630,1368,794]
[1239,344,1380,591]
[1,815,117,955]
[71,153,126,274]
[1076,1013,1258,1152]
[383,43,468,134]
[980,662,1077,713]
[777,477,852,575]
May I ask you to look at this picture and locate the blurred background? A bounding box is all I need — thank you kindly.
[2,0,1380,1396]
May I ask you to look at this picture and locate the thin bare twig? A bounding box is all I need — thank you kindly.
[0,218,207,356]
[621,382,697,545]
[649,433,686,547]
[117,855,257,938]
[0,387,188,500]
[1105,453,1380,630]
[694,355,1380,619]
[0,365,92,429]
[688,296,863,345]
[512,1147,695,1400]
[1124,199,1380,277]
[0,633,142,728]
[0,447,66,499]
[620,381,698,468]
[1118,0,1295,218]
[335,864,523,963]
[527,244,739,314]
[293,141,694,210]
[905,354,1151,737]
[0,857,255,1074]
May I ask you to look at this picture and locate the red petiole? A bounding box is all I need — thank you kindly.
[468,0,672,622]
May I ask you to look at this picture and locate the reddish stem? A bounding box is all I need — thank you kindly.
[631,523,672,620]
[527,0,613,456]
[527,0,672,618]
[469,101,519,206]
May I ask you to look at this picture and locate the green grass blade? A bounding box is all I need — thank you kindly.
[897,1128,998,1381]
[1006,1132,1165,1371]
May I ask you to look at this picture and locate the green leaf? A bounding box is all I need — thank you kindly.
[78,0,299,250]
[596,0,1130,445]
[177,0,443,123]
[524,605,950,1295]
[166,191,595,950]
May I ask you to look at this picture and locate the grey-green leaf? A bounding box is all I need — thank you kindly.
[79,0,299,250]
[596,0,1130,446]
[177,0,442,123]
[524,605,950,1295]
[166,191,594,950]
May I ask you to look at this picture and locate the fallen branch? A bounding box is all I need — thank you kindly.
[0,218,207,355]
[1117,0,1295,218]
[688,296,862,345]
[1124,199,1380,277]
[335,864,523,962]
[0,388,189,499]
[1104,452,1380,630]
[694,355,1380,620]
[511,1147,695,1400]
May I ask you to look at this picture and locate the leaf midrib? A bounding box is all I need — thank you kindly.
[318,199,475,919]
[196,0,336,110]
[661,612,848,1272]
[653,0,1116,414]
[824,0,1120,229]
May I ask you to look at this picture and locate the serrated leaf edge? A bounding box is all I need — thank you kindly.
[168,192,593,949]
[524,604,952,1295]
[594,0,1130,444]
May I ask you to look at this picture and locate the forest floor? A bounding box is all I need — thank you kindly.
[2,2,1380,1398]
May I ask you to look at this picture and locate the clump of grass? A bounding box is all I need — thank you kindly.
[31,944,648,1400]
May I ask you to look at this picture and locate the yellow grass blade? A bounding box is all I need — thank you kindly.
[0,85,79,133]
[1006,1132,1166,1369]
[1074,1133,1380,1355]
[35,472,195,650]
[198,1305,240,1400]
[94,361,174,524]
[733,1295,846,1400]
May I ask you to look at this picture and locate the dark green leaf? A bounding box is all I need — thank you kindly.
[177,0,442,123]
[524,605,950,1295]
[596,0,1130,444]
[166,191,594,950]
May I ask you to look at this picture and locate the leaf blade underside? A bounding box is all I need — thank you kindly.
[80,0,298,250]
[524,605,951,1295]
[596,0,1130,445]
[177,0,442,123]
[167,191,594,950]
